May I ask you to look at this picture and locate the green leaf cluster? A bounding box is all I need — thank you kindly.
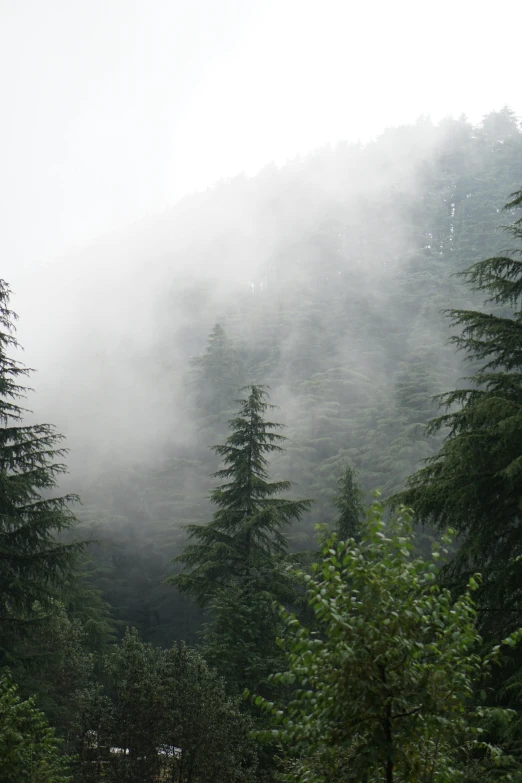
[251,502,522,782]
[76,627,257,783]
[0,673,72,783]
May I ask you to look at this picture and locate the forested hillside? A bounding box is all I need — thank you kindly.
[3,107,522,782]
[56,108,522,646]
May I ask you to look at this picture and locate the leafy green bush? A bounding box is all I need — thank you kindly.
[0,673,71,783]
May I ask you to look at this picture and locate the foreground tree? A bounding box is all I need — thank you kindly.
[0,673,72,783]
[170,385,311,605]
[394,189,522,630]
[250,502,522,782]
[0,280,80,661]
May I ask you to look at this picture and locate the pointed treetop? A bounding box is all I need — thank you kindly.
[170,383,312,604]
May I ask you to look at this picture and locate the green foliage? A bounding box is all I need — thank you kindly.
[73,112,522,646]
[395,188,522,630]
[170,385,311,605]
[102,627,165,782]
[77,628,257,783]
[0,673,72,783]
[9,601,94,743]
[332,464,365,541]
[203,579,285,694]
[0,279,81,661]
[161,641,258,783]
[250,502,522,782]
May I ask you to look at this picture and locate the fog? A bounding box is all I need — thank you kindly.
[2,0,520,642]
[2,0,520,273]
[14,128,429,453]
[0,8,518,463]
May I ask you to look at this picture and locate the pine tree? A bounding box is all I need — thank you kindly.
[170,385,311,605]
[0,280,80,659]
[395,189,522,629]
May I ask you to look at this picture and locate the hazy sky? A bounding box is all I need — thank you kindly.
[1,0,519,278]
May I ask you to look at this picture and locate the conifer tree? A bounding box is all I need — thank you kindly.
[0,280,80,659]
[395,189,522,627]
[332,464,365,541]
[170,385,311,604]
[202,579,285,696]
[188,322,245,427]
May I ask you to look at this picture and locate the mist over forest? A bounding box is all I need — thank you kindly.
[3,98,522,781]
[26,108,518,644]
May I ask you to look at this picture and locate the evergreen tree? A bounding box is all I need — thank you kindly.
[332,463,365,541]
[170,385,311,605]
[202,579,284,694]
[188,322,246,432]
[0,280,80,661]
[395,189,522,629]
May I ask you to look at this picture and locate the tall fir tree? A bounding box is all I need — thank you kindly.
[170,385,311,604]
[0,280,80,661]
[395,189,522,630]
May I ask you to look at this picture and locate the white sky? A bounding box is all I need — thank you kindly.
[1,0,520,277]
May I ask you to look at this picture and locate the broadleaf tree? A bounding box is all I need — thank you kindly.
[250,502,522,783]
[0,673,72,783]
[78,628,257,783]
